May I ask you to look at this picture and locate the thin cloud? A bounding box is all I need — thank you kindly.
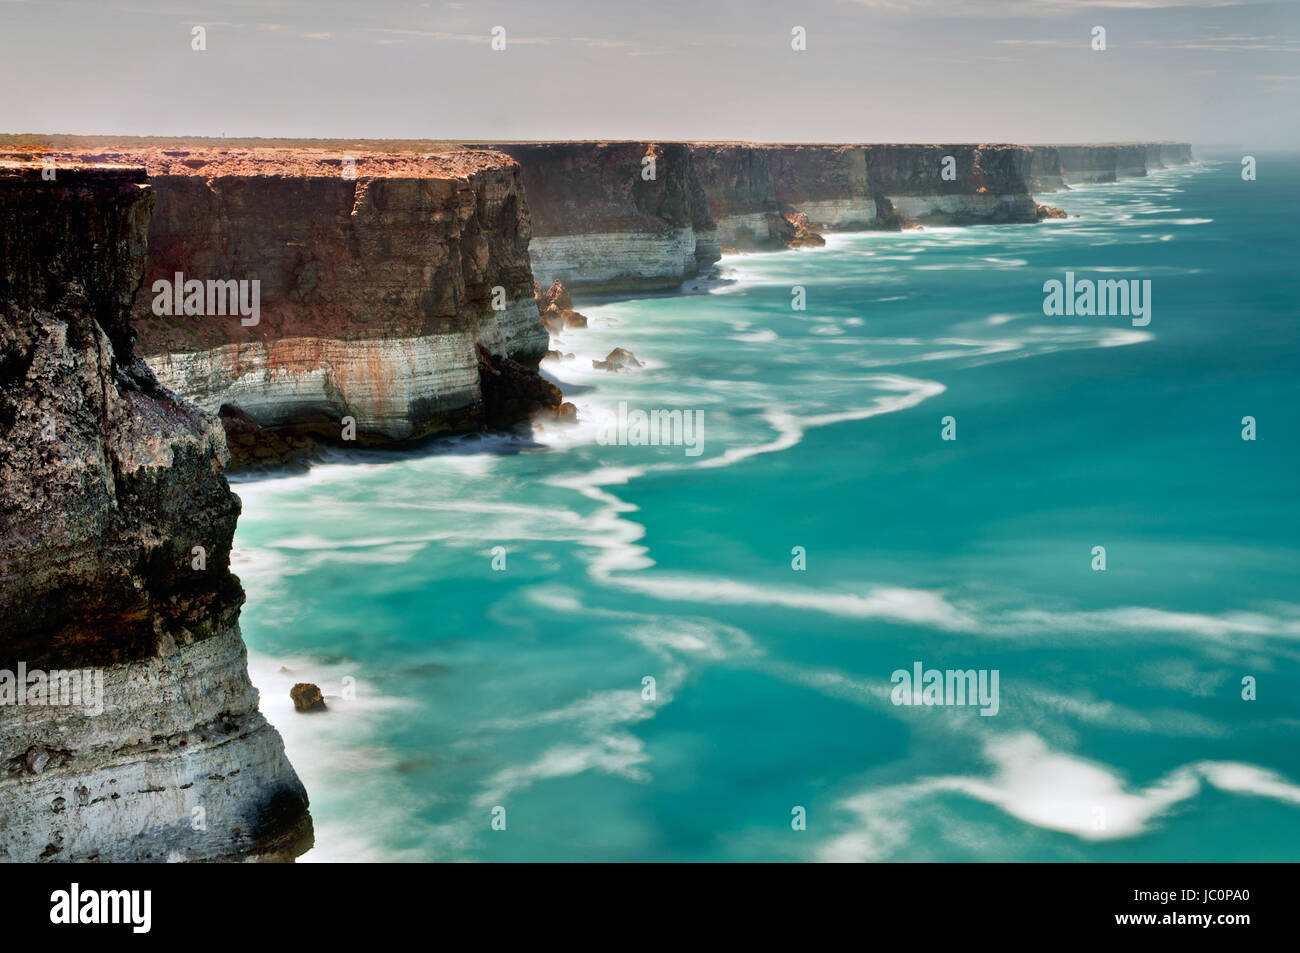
[850,0,1246,15]
[571,36,637,49]
[366,28,553,45]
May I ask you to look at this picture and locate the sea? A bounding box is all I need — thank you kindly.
[231,153,1300,861]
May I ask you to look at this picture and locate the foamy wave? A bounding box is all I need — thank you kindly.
[475,736,651,809]
[819,732,1300,859]
[611,575,976,630]
[246,653,420,862]
[731,328,779,343]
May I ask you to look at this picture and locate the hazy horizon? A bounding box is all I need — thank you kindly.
[2,0,1298,148]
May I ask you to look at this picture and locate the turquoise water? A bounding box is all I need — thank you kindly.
[233,155,1300,861]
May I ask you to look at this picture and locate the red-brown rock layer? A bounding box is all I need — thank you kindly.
[1,145,555,468]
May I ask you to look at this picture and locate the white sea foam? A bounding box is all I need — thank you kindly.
[819,732,1300,860]
[246,654,419,862]
[474,736,652,809]
[611,575,977,630]
[730,328,779,343]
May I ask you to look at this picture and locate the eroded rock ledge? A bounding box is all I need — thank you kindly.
[0,161,312,861]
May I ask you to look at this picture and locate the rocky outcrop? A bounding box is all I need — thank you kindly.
[482,142,720,293]
[290,683,326,714]
[0,161,312,861]
[535,279,589,334]
[477,345,571,429]
[783,210,826,247]
[1,146,556,468]
[593,347,643,372]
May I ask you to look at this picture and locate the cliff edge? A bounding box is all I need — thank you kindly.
[3,146,561,468]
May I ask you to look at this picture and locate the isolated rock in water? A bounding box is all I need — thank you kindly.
[291,683,327,713]
[558,401,579,422]
[536,278,590,335]
[1036,203,1068,220]
[593,347,643,371]
[535,278,574,313]
[540,307,589,335]
[783,210,826,247]
[544,350,576,362]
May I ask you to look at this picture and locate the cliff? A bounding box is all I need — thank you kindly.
[767,145,877,230]
[689,143,1038,250]
[1055,144,1148,183]
[2,146,558,467]
[2,138,1192,467]
[0,161,312,861]
[1029,142,1194,191]
[476,139,1190,284]
[690,145,793,251]
[860,144,1039,225]
[482,142,720,293]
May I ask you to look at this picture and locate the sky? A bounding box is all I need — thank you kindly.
[1,0,1297,147]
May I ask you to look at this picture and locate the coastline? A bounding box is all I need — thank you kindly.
[1,144,1216,864]
[234,160,1226,861]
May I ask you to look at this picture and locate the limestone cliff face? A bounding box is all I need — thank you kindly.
[5,140,1192,472]
[767,145,877,230]
[5,148,556,465]
[1030,143,1194,190]
[691,143,1037,245]
[1056,145,1145,182]
[689,144,877,249]
[861,144,1039,225]
[483,143,720,293]
[493,141,1191,280]
[1028,146,1067,193]
[690,145,792,251]
[0,162,312,861]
